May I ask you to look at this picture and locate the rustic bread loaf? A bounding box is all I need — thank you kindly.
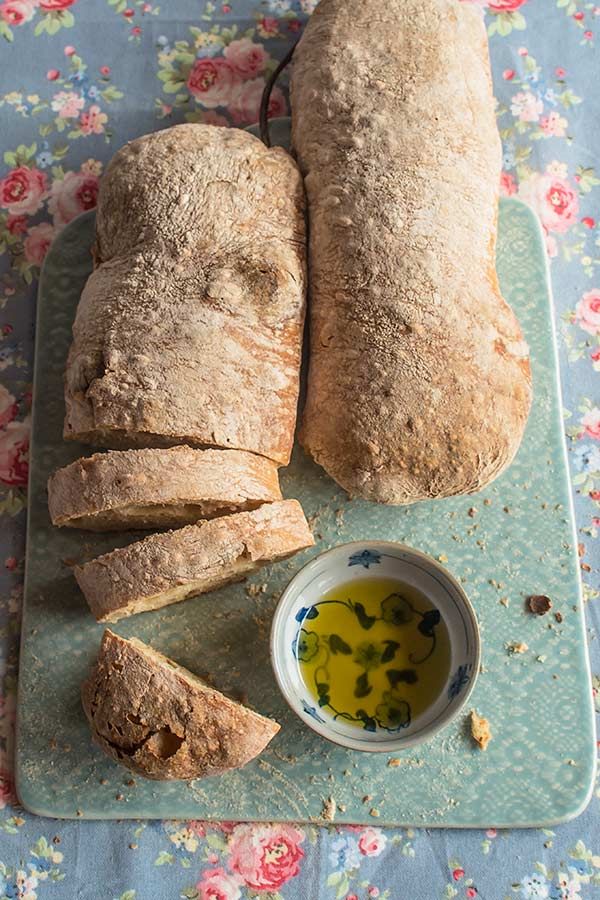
[64,124,306,465]
[291,0,532,503]
[48,446,281,531]
[75,499,314,622]
[81,629,280,780]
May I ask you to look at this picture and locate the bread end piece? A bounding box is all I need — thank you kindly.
[81,629,280,780]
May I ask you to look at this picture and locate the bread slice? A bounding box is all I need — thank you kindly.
[75,499,314,623]
[81,629,280,780]
[48,446,282,531]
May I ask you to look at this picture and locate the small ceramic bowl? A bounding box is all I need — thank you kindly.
[270,541,480,752]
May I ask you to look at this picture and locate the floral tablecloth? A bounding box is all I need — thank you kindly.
[1,0,600,898]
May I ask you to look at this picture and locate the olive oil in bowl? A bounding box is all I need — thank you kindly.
[296,578,451,733]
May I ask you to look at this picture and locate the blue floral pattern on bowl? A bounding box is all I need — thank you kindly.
[348,549,382,569]
[294,605,318,623]
[301,700,325,724]
[448,664,472,700]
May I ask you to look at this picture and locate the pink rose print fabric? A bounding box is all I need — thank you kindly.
[0,167,48,216]
[0,0,599,898]
[228,824,305,890]
[48,166,99,226]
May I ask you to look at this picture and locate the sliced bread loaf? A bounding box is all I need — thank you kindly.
[63,124,306,465]
[81,629,280,780]
[48,446,281,531]
[74,499,314,622]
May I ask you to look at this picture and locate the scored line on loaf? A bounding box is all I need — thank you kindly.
[74,499,314,623]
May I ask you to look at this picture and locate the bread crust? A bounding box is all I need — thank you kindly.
[81,629,280,780]
[291,0,532,503]
[75,499,314,622]
[64,124,306,465]
[48,446,282,531]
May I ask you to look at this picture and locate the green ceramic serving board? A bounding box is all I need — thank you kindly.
[15,193,596,827]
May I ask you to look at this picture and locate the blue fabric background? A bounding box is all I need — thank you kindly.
[0,1,599,898]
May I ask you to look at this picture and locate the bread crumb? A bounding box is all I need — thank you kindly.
[438,553,448,563]
[52,836,61,845]
[99,778,108,785]
[467,507,477,518]
[362,794,372,804]
[567,759,577,766]
[387,758,402,767]
[506,641,528,654]
[322,797,336,821]
[499,597,509,607]
[470,711,492,750]
[337,803,346,813]
[115,793,124,801]
[76,810,82,817]
[528,595,552,616]
[129,843,138,850]
[483,498,492,506]
[369,808,380,818]
[246,583,267,598]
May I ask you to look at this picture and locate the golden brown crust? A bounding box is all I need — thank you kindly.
[291,0,532,503]
[74,499,314,622]
[81,629,280,780]
[47,446,282,531]
[64,124,306,465]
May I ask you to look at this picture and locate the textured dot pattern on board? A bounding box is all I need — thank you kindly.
[15,199,595,828]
